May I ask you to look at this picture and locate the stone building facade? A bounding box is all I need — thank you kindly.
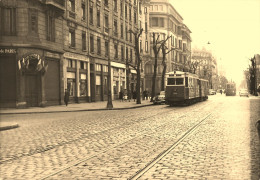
[0,0,64,108]
[0,0,141,108]
[145,0,192,94]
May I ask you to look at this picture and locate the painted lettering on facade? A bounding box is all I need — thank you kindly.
[0,48,17,54]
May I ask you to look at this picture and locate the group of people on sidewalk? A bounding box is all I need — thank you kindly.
[64,89,152,106]
[119,90,150,102]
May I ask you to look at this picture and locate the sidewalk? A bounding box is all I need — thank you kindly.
[0,100,154,131]
[0,99,154,115]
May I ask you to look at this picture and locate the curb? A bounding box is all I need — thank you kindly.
[0,123,19,131]
[0,104,154,115]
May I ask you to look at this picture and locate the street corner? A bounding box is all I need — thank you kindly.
[0,122,19,131]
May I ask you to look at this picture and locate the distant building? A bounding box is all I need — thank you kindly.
[144,0,192,93]
[191,48,218,89]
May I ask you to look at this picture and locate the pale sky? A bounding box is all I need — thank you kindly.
[170,0,260,84]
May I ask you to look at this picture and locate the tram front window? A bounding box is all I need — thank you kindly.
[176,78,184,85]
[167,78,175,85]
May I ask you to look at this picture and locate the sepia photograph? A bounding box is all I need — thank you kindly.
[0,0,259,179]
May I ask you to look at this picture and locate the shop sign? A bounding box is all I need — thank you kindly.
[64,52,89,62]
[0,48,17,54]
[45,51,60,59]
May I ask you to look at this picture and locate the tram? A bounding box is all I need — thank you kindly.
[165,71,209,106]
[225,82,236,96]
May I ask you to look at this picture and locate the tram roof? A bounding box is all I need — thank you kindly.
[166,71,198,78]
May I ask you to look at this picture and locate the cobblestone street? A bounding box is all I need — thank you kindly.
[0,95,259,179]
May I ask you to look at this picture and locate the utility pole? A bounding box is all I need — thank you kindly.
[107,34,113,109]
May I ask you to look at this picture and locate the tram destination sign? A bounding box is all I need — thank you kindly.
[0,48,17,54]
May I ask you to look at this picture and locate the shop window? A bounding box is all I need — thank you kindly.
[80,74,87,96]
[0,7,16,36]
[113,81,119,95]
[67,72,76,97]
[96,75,101,95]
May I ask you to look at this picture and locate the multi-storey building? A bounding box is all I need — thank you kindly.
[191,48,218,89]
[0,0,65,108]
[0,0,141,108]
[144,0,192,94]
[63,0,139,103]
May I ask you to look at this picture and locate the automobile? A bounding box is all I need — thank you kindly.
[153,91,165,105]
[209,89,216,95]
[239,89,249,97]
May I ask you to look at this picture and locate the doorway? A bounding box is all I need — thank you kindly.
[25,74,39,107]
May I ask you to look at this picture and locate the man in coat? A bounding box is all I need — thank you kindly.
[64,89,69,106]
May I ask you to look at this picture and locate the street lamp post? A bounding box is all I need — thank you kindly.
[106,32,113,109]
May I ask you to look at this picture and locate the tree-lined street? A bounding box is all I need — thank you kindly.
[0,95,259,179]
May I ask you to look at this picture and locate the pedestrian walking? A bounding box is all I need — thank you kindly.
[220,89,223,95]
[257,84,260,96]
[119,90,123,102]
[133,91,137,102]
[64,89,69,106]
[143,90,147,100]
[127,91,131,102]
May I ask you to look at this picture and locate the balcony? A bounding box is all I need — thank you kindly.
[45,0,65,11]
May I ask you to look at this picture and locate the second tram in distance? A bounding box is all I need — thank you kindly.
[165,71,209,106]
[225,82,236,96]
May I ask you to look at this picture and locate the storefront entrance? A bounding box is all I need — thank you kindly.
[25,74,39,107]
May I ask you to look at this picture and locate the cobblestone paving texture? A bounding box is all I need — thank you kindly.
[0,95,259,180]
[139,97,260,180]
[0,100,213,179]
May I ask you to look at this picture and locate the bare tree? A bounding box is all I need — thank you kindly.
[161,38,174,91]
[128,28,143,104]
[189,55,204,75]
[248,57,257,95]
[151,33,169,101]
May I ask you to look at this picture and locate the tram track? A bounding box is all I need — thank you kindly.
[0,101,213,165]
[39,103,215,180]
[128,113,212,180]
[1,101,216,180]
